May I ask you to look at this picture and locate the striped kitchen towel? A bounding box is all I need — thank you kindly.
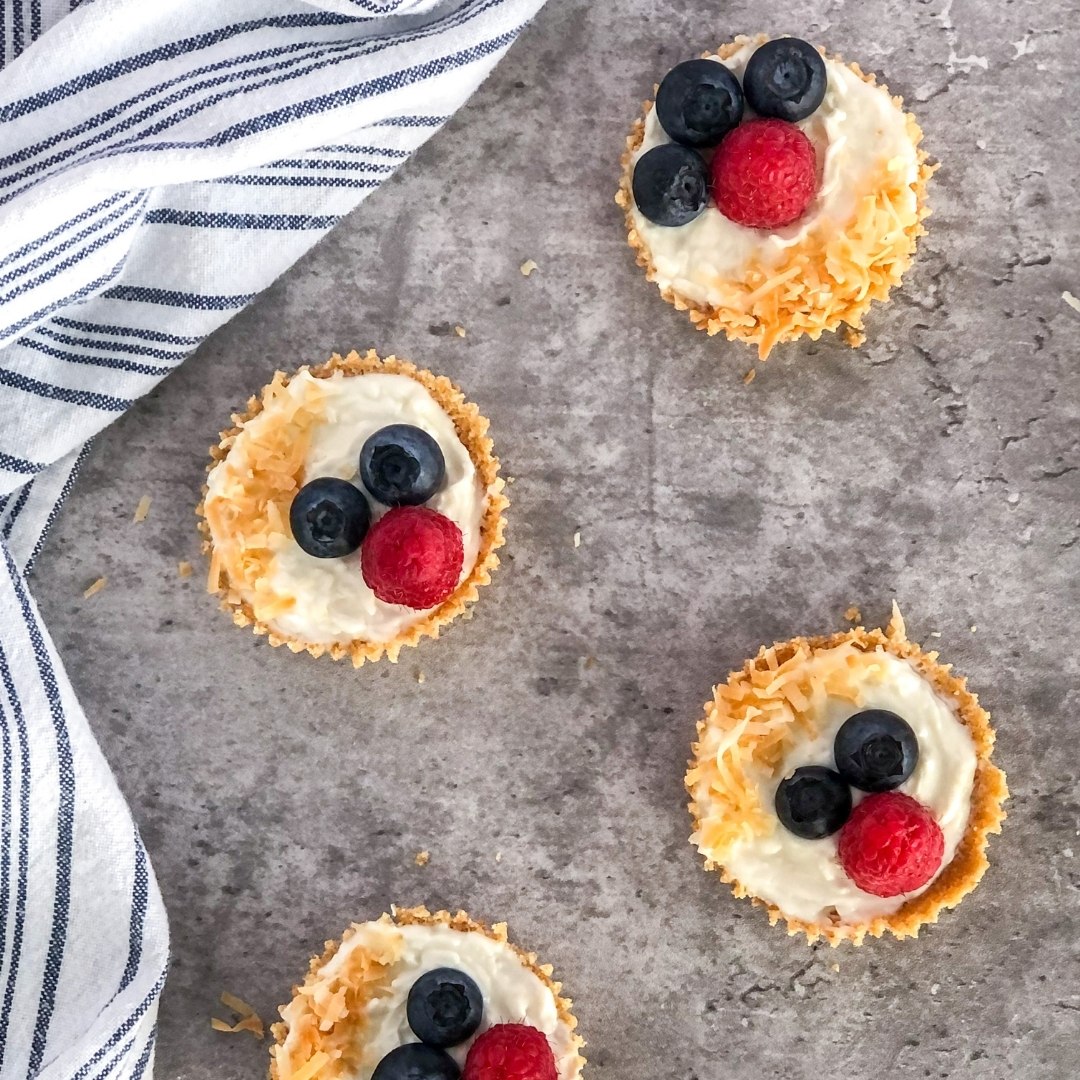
[0,1,542,1075]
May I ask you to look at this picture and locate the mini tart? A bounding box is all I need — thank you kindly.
[269,906,586,1080]
[616,35,936,360]
[197,350,508,666]
[685,607,1008,945]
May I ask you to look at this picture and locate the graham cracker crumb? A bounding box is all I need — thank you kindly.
[743,368,757,384]
[83,577,107,599]
[133,495,152,524]
[454,325,466,338]
[844,606,861,623]
[415,851,430,867]
[583,655,597,670]
[520,259,539,277]
[178,561,193,578]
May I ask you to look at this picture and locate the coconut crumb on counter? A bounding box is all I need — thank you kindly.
[495,851,503,863]
[1063,291,1080,314]
[415,850,430,867]
[844,606,861,623]
[212,992,265,1038]
[843,326,867,348]
[970,625,978,633]
[133,495,152,523]
[519,259,539,277]
[831,963,840,973]
[83,577,107,599]
[929,631,942,638]
[743,368,756,385]
[573,531,581,548]
[178,561,193,578]
[454,325,466,338]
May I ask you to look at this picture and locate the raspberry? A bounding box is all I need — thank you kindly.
[361,505,463,609]
[838,792,945,897]
[710,118,817,229]
[463,1024,557,1080]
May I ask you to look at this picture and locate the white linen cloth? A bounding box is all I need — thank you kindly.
[0,1,542,1075]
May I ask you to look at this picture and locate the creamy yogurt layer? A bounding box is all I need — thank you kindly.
[720,652,976,924]
[205,370,486,645]
[629,38,920,307]
[277,921,582,1080]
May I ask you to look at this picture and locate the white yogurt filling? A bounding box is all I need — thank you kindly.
[281,922,581,1080]
[720,652,976,923]
[629,38,920,306]
[206,370,486,645]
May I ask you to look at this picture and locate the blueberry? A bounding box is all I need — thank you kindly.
[371,1044,460,1080]
[632,144,709,227]
[743,38,827,123]
[655,59,744,147]
[834,710,919,792]
[407,967,483,1049]
[289,477,370,558]
[774,765,852,839]
[360,424,445,507]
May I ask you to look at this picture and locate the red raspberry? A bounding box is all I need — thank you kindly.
[463,1024,557,1080]
[361,505,463,609]
[710,118,817,229]
[838,792,945,897]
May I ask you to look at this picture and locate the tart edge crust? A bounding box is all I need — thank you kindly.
[615,35,937,361]
[686,607,1009,946]
[197,350,509,667]
[269,905,586,1080]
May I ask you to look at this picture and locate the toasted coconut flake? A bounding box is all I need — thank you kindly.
[616,36,934,359]
[83,577,107,599]
[415,850,430,867]
[454,324,467,337]
[743,368,757,385]
[686,609,1008,945]
[178,561,193,578]
[133,495,152,523]
[520,259,539,277]
[213,992,266,1039]
[844,605,862,623]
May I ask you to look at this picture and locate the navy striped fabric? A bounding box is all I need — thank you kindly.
[0,1,541,1075]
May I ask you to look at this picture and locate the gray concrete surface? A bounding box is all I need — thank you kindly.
[32,0,1080,1077]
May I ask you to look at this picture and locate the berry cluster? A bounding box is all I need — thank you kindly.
[774,709,945,897]
[633,38,827,232]
[372,967,558,1080]
[289,423,464,610]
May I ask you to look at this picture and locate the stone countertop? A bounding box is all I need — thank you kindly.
[33,1,1080,1077]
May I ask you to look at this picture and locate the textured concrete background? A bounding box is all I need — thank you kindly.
[32,1,1080,1077]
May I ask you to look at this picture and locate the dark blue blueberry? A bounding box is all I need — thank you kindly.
[834,710,919,792]
[631,143,709,227]
[360,424,446,507]
[289,477,370,558]
[774,765,852,839]
[743,38,827,122]
[655,58,744,147]
[406,967,483,1048]
[371,1043,460,1080]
